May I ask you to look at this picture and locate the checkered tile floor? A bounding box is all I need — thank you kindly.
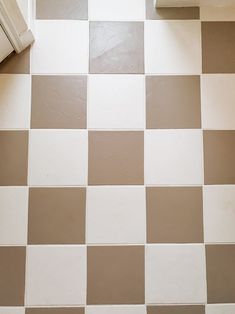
[0,0,235,313]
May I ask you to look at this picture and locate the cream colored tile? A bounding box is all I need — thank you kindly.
[87,186,146,244]
[0,308,24,314]
[201,75,235,130]
[145,20,201,74]
[86,306,146,314]
[206,305,235,314]
[29,130,87,186]
[88,75,145,129]
[146,244,207,303]
[145,130,203,185]
[26,246,86,306]
[0,75,30,129]
[201,6,235,21]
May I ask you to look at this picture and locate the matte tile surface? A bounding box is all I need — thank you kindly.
[146,76,201,129]
[0,309,25,314]
[0,247,26,306]
[206,245,235,303]
[203,131,235,184]
[147,306,205,314]
[88,131,144,185]
[206,305,235,314]
[147,187,203,243]
[86,306,146,314]
[90,22,144,74]
[36,0,88,20]
[26,309,84,314]
[0,48,30,74]
[31,75,87,129]
[0,131,28,186]
[87,246,145,304]
[28,188,86,244]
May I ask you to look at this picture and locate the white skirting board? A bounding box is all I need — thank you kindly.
[0,0,34,63]
[155,0,235,7]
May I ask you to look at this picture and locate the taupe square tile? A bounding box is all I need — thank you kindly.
[0,48,30,74]
[87,246,145,304]
[90,22,144,74]
[146,0,199,20]
[202,22,235,73]
[147,306,205,314]
[204,131,235,184]
[31,76,87,129]
[26,309,84,314]
[206,245,235,303]
[28,188,86,244]
[146,76,201,129]
[88,131,144,185]
[0,247,26,306]
[36,0,88,20]
[147,187,204,243]
[0,131,28,186]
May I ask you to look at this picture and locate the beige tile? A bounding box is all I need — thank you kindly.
[31,76,87,129]
[0,131,28,186]
[0,48,30,74]
[26,309,84,314]
[88,131,144,185]
[204,131,235,184]
[147,187,204,243]
[87,246,145,304]
[36,0,88,20]
[206,245,235,303]
[28,188,86,244]
[0,247,26,306]
[90,22,144,74]
[202,22,235,73]
[147,306,205,314]
[146,76,201,129]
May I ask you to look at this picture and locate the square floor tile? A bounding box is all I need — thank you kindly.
[32,21,88,74]
[147,306,205,314]
[89,0,145,21]
[206,305,235,314]
[0,47,30,74]
[145,21,201,74]
[145,130,203,185]
[203,131,235,184]
[206,245,235,303]
[36,0,88,20]
[0,247,26,306]
[87,246,145,304]
[203,186,235,243]
[26,308,84,314]
[0,75,30,129]
[29,130,87,186]
[26,246,86,306]
[87,306,146,314]
[28,188,86,244]
[88,75,145,129]
[0,187,28,245]
[88,131,144,185]
[0,308,25,314]
[147,187,203,243]
[146,244,207,303]
[146,76,201,129]
[0,131,28,186]
[31,75,87,129]
[90,22,144,74]
[87,186,146,244]
[201,75,235,130]
[202,22,235,73]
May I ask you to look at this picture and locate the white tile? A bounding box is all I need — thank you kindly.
[87,186,146,244]
[89,0,145,21]
[86,306,146,314]
[201,75,235,130]
[145,21,201,74]
[203,186,235,243]
[206,305,235,314]
[29,130,88,186]
[0,187,28,245]
[146,244,207,304]
[26,246,86,306]
[0,75,30,129]
[88,75,145,129]
[201,6,235,21]
[32,21,89,74]
[0,308,24,314]
[145,130,203,185]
